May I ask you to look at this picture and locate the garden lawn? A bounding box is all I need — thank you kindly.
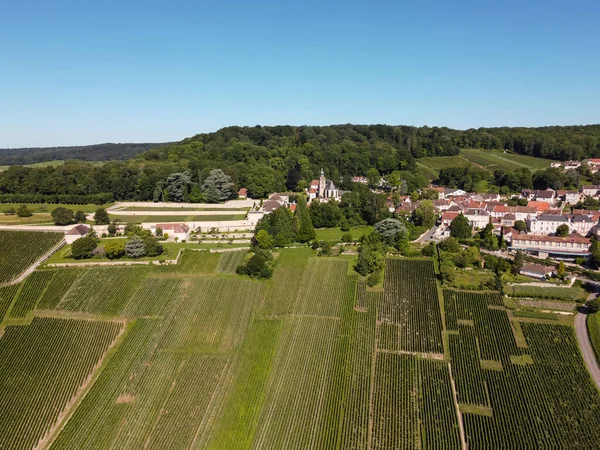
[587,312,600,366]
[315,226,373,241]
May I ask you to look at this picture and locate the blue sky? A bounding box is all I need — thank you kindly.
[1,0,598,147]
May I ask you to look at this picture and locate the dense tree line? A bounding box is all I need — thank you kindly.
[0,143,168,165]
[1,124,599,202]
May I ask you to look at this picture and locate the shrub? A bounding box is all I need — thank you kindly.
[17,204,33,217]
[143,237,163,257]
[341,233,353,243]
[439,237,461,253]
[71,236,97,259]
[422,242,435,257]
[238,252,273,279]
[588,298,600,314]
[3,207,16,215]
[105,242,125,259]
[366,270,382,287]
[107,222,117,236]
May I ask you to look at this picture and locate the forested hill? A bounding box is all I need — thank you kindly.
[0,124,599,204]
[0,142,169,165]
[167,123,600,161]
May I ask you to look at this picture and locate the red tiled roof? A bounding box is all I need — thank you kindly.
[156,223,189,233]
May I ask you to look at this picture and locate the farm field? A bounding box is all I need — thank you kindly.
[0,231,63,283]
[460,148,554,171]
[416,148,554,180]
[1,241,600,448]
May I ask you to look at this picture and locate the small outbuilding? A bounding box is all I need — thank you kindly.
[238,188,248,199]
[65,224,89,244]
[519,263,555,280]
[151,223,190,241]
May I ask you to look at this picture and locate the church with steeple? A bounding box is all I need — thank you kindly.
[307,169,344,201]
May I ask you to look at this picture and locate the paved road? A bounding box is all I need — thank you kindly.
[1,239,65,287]
[574,306,600,391]
[414,225,438,244]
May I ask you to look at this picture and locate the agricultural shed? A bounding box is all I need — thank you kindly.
[65,225,89,244]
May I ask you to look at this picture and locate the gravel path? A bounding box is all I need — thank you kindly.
[574,307,600,391]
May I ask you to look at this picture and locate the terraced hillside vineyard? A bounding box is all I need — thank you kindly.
[0,238,599,449]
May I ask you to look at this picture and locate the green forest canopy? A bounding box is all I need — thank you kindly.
[0,124,599,203]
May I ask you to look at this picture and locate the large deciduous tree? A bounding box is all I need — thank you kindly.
[71,236,97,259]
[51,207,75,225]
[449,214,472,239]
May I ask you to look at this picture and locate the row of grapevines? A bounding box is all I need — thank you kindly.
[9,270,56,318]
[340,295,376,449]
[146,355,233,449]
[444,290,520,363]
[56,267,150,315]
[161,277,262,352]
[292,258,355,318]
[0,231,63,283]
[251,316,344,449]
[449,325,489,406]
[209,319,283,449]
[37,269,79,310]
[380,259,444,354]
[217,250,247,273]
[121,277,181,317]
[51,319,165,448]
[0,284,20,321]
[262,247,312,316]
[0,317,122,450]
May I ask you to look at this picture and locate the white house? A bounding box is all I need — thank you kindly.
[570,215,596,236]
[151,223,190,241]
[65,224,89,244]
[528,214,570,235]
[510,234,590,257]
[563,160,581,170]
[463,209,490,229]
[581,185,600,198]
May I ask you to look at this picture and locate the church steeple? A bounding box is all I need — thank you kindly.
[318,168,326,198]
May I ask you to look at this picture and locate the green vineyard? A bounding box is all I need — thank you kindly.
[0,242,599,449]
[0,231,63,283]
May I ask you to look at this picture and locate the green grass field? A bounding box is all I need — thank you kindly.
[588,312,600,366]
[314,225,373,241]
[0,160,105,171]
[118,206,250,212]
[110,213,247,223]
[1,244,600,448]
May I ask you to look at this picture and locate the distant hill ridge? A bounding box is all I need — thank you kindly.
[0,142,170,165]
